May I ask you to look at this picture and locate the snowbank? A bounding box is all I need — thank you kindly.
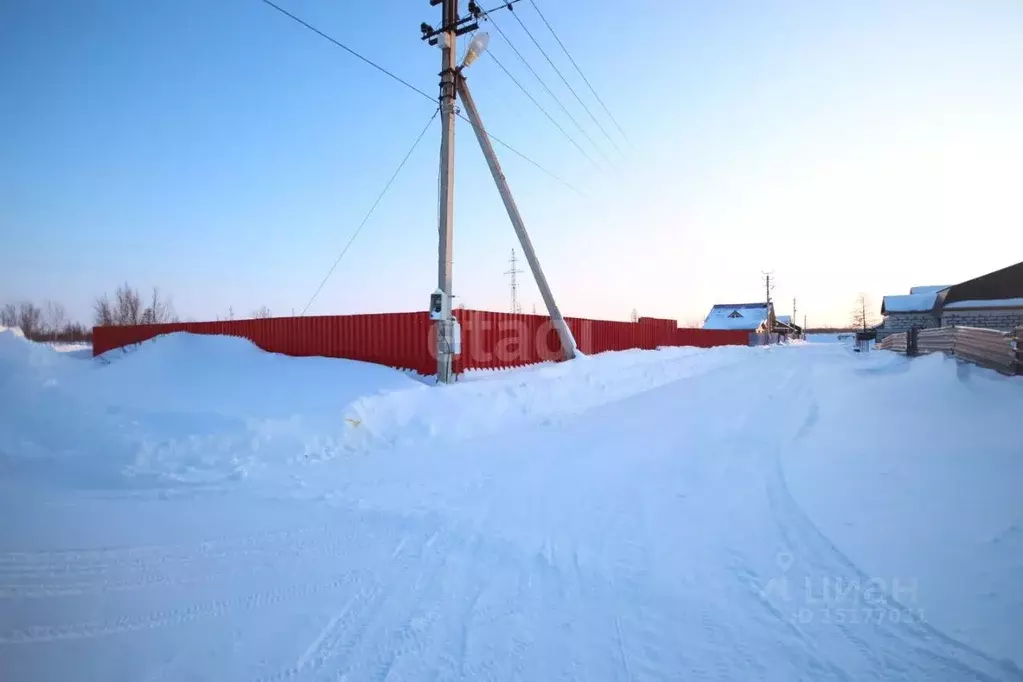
[84,332,420,418]
[2,332,757,485]
[1,332,424,486]
[340,344,755,452]
[0,329,121,486]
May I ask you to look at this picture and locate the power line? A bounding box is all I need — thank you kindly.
[300,109,439,316]
[526,0,629,144]
[509,6,624,158]
[486,13,614,169]
[488,50,602,172]
[468,118,584,195]
[258,0,579,193]
[259,0,433,101]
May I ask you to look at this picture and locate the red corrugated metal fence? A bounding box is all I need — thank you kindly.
[93,310,748,375]
[92,313,436,375]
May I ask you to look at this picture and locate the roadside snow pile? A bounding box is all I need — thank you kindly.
[341,344,755,451]
[1,331,424,486]
[84,332,420,418]
[0,327,73,377]
[783,349,1023,666]
[0,328,119,486]
[2,332,757,485]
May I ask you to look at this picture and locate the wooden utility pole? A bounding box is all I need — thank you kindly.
[432,0,459,383]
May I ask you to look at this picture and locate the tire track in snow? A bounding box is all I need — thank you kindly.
[252,531,440,682]
[251,588,382,682]
[0,565,367,644]
[322,529,464,682]
[0,522,340,571]
[766,455,1021,681]
[0,513,421,645]
[760,369,1023,681]
[0,528,365,599]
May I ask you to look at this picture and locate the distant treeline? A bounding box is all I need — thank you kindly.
[1,301,91,343]
[4,282,274,344]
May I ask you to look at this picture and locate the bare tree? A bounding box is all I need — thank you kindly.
[630,308,639,323]
[94,284,177,326]
[850,293,877,332]
[45,301,68,339]
[0,303,16,327]
[94,294,115,327]
[17,302,44,338]
[142,287,176,324]
[114,283,144,326]
[251,306,272,319]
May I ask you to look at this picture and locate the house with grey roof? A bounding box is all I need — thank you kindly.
[877,260,1023,340]
[877,289,947,340]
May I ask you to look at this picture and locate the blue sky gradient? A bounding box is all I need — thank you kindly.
[3,0,1021,326]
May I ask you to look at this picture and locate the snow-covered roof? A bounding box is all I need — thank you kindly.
[909,285,950,295]
[703,303,769,331]
[943,297,1023,310]
[882,293,939,314]
[776,315,792,325]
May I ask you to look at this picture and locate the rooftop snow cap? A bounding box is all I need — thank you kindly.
[881,293,941,314]
[702,302,770,331]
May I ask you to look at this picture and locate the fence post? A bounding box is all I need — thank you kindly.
[1015,326,1022,375]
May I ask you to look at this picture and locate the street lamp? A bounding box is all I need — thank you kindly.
[461,32,489,69]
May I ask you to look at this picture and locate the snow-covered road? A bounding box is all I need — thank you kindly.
[1,332,1021,681]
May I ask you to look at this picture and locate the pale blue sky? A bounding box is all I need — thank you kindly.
[3,0,1021,327]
